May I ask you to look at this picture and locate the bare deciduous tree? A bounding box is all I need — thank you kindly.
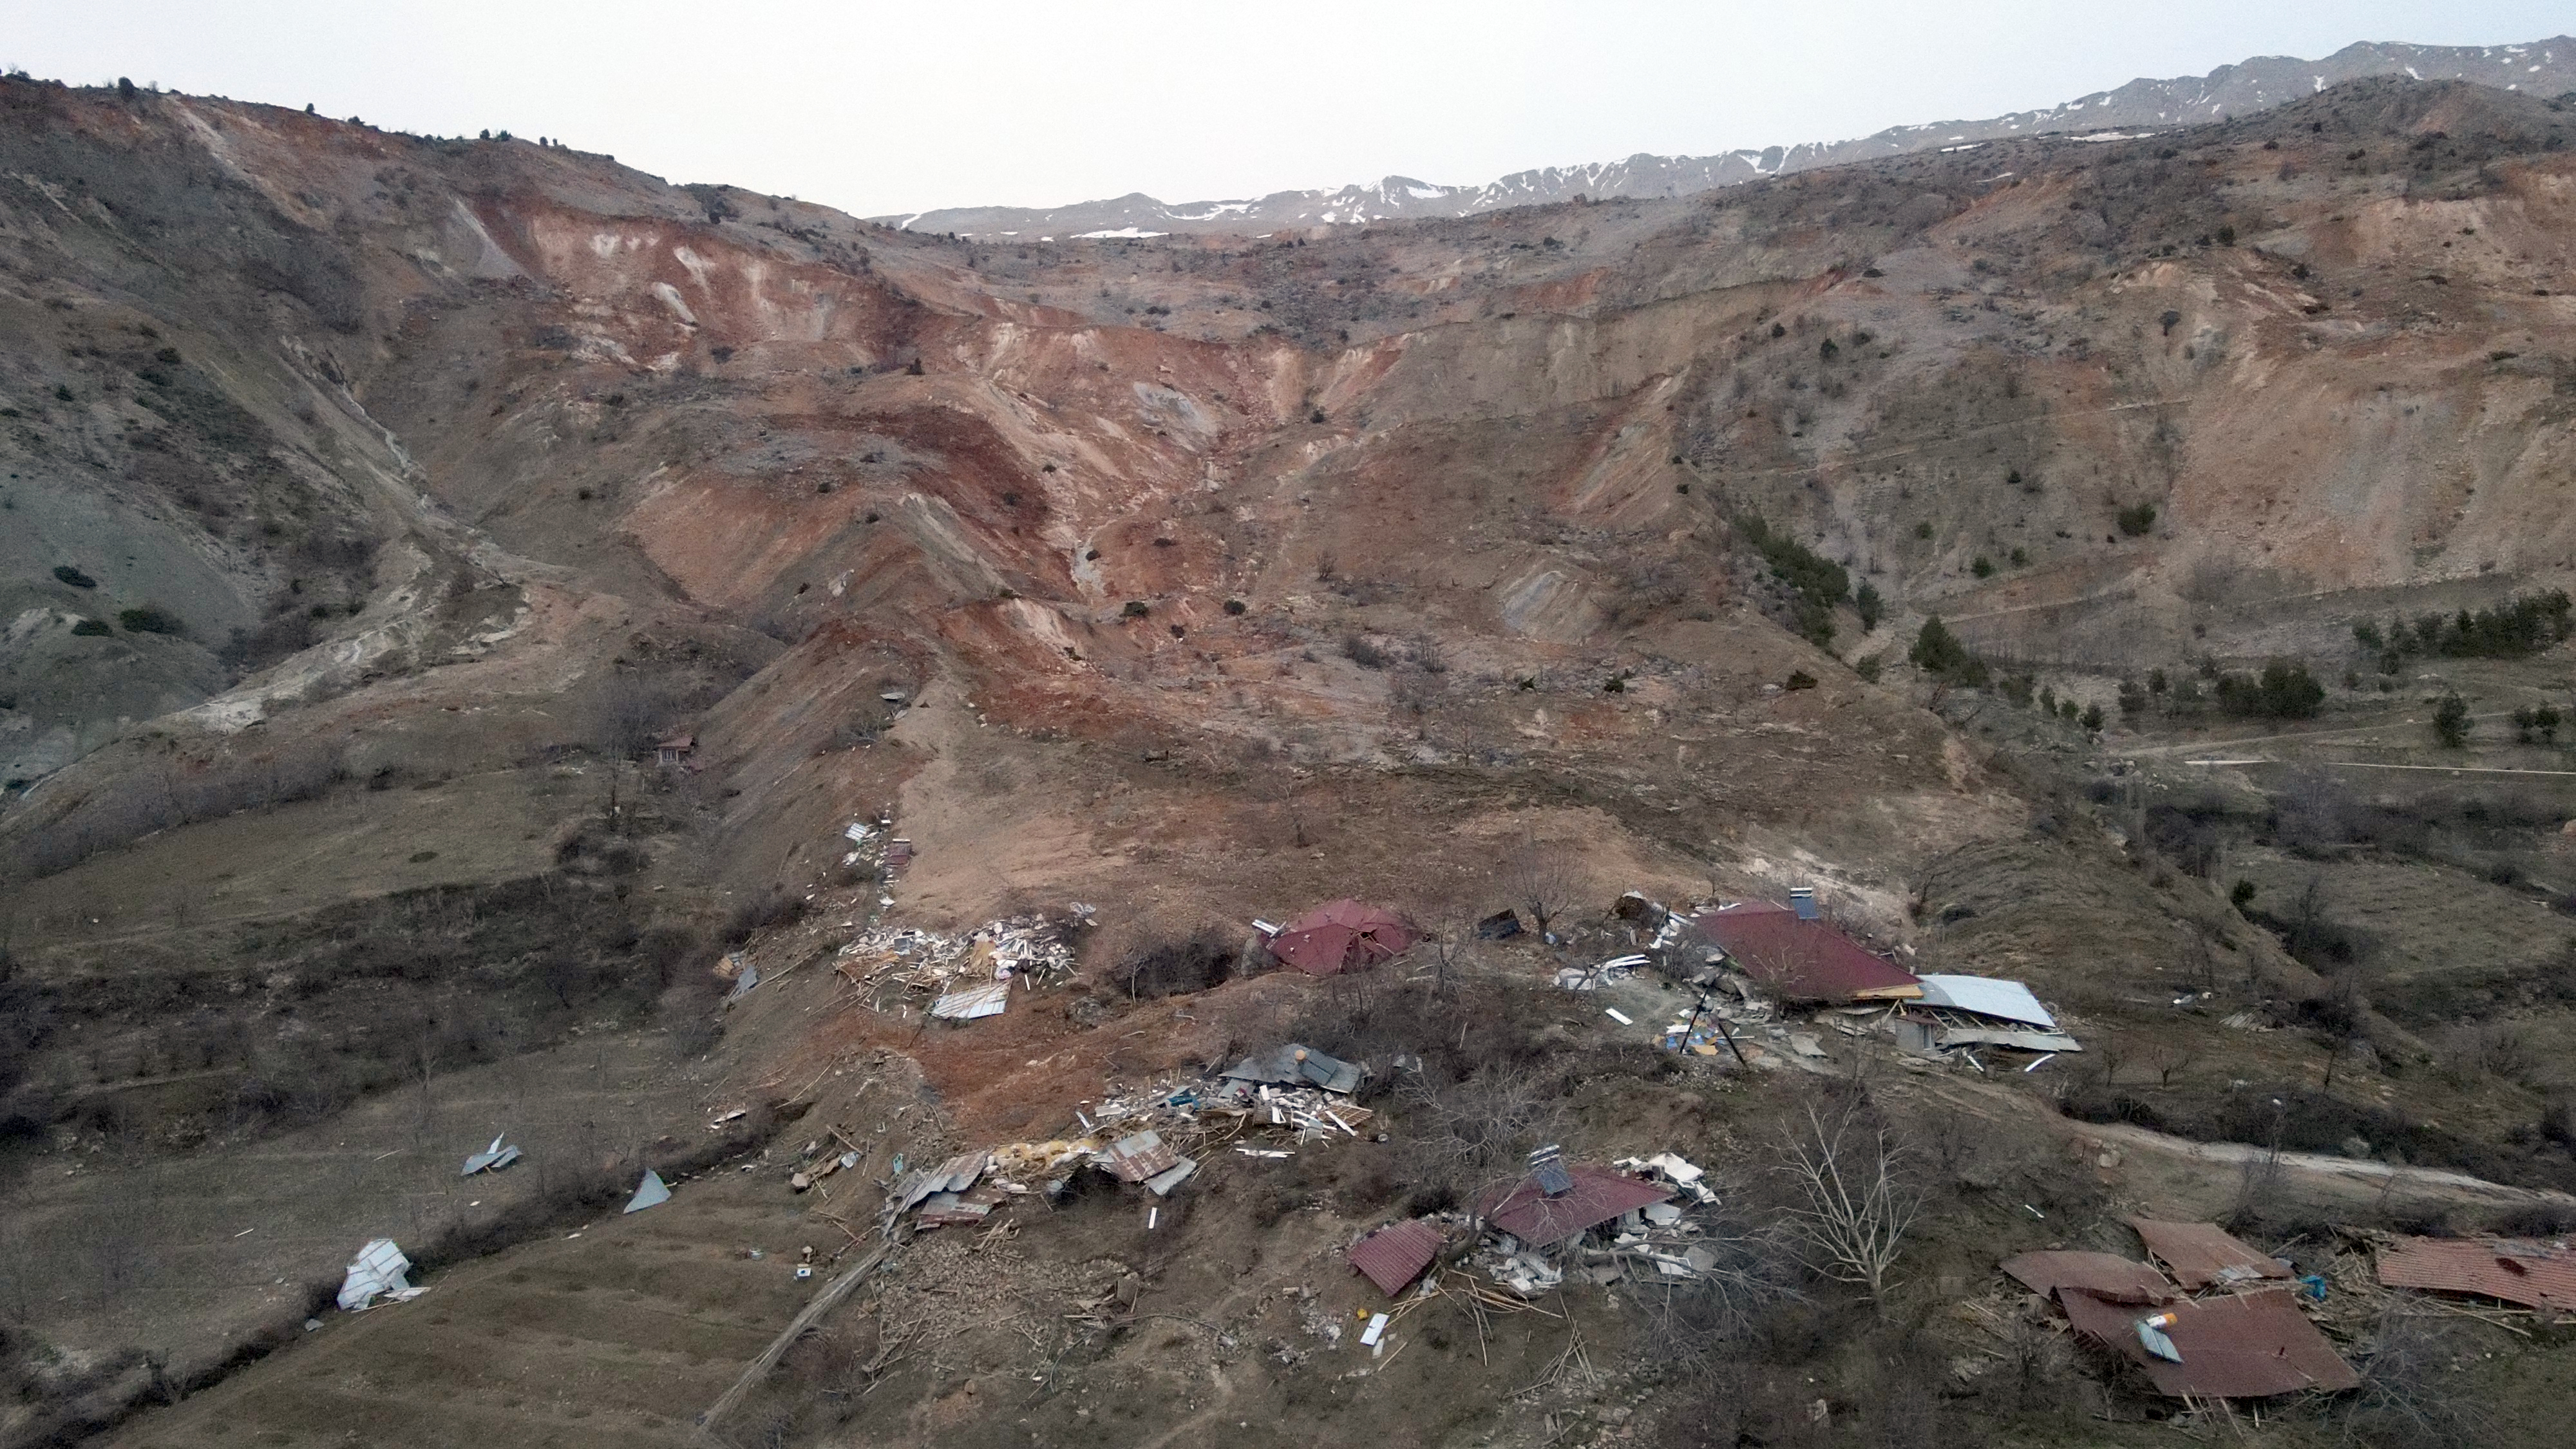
[1775,1101,1919,1304]
[2343,1311,2492,1448]
[1412,905,1475,999]
[1397,1063,1567,1204]
[1499,838,1581,939]
[2143,1041,2201,1089]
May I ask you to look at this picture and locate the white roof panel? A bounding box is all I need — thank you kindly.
[1914,974,2058,1030]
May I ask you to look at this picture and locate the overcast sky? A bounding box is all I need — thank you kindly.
[1,2,2566,216]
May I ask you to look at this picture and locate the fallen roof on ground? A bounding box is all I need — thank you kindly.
[1098,1130,1185,1184]
[1476,1164,1671,1249]
[1267,900,1415,975]
[2000,1250,2177,1305]
[1349,1219,1445,1296]
[1219,1043,1361,1095]
[2060,1287,2358,1397]
[2376,1235,2576,1312]
[2128,1218,2291,1289]
[1914,974,2059,1030]
[1689,903,1921,1002]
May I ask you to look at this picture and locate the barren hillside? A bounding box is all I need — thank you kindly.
[3,70,2576,1449]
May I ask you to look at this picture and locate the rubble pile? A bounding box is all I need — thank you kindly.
[834,907,1091,1015]
[878,1050,1375,1236]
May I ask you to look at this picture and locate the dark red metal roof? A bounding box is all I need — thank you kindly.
[2377,1236,2576,1311]
[2000,1251,2176,1305]
[1347,1218,1444,1296]
[2060,1287,2357,1397]
[1269,900,1415,976]
[1688,904,1920,1001]
[1475,1164,1670,1248]
[2128,1218,2291,1290]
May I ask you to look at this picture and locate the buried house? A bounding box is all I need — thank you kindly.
[1687,900,1921,1003]
[1264,900,1416,976]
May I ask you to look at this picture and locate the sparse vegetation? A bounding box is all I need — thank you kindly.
[2369,591,2573,660]
[2432,691,2470,747]
[117,605,182,636]
[1907,614,1987,687]
[2213,661,2325,719]
[2115,501,2159,536]
[1733,513,1848,648]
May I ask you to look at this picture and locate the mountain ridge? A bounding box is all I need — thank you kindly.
[872,35,2576,237]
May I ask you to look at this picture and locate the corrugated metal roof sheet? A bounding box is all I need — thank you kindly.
[931,980,1012,1020]
[1935,1026,2083,1053]
[2129,1218,2291,1290]
[1915,974,2058,1029]
[1349,1219,1444,1296]
[1477,1164,1671,1248]
[2060,1287,2357,1397]
[2000,1251,2176,1305]
[1099,1131,1183,1184]
[1689,904,1922,1002]
[2376,1236,2576,1311]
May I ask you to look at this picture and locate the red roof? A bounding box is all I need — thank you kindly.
[1475,1164,1669,1248]
[2000,1251,2176,1305]
[2060,1287,2356,1398]
[1347,1218,1444,1296]
[1689,904,1921,1001]
[2128,1218,2291,1291]
[1269,900,1415,976]
[2377,1236,2576,1312]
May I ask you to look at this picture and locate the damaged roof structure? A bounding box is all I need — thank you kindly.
[1475,1153,1671,1249]
[2376,1235,2576,1312]
[2129,1217,2292,1290]
[1215,1043,1361,1097]
[1688,902,1921,1003]
[1348,1218,1445,1296]
[2059,1287,2359,1397]
[1998,1220,2358,1403]
[1265,900,1415,976]
[2000,1250,2177,1305]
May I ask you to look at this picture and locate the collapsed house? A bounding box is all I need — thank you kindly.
[2059,1285,2360,1397]
[1476,1150,1675,1250]
[1262,900,1416,976]
[2000,1220,2356,1401]
[1686,899,1922,1004]
[879,1045,1372,1236]
[835,910,1088,1022]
